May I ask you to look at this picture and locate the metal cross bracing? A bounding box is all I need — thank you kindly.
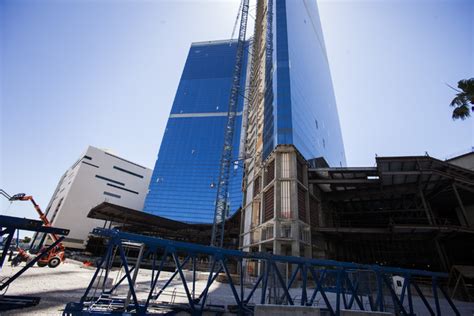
[211,0,250,248]
[0,215,69,310]
[64,228,461,315]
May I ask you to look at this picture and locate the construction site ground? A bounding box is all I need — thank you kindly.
[1,259,474,315]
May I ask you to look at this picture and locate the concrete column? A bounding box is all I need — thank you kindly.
[259,170,264,225]
[304,184,310,224]
[303,243,311,258]
[273,239,282,255]
[274,179,281,219]
[291,238,300,257]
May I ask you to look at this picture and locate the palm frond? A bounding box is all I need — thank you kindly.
[450,97,459,107]
[449,78,473,120]
[446,82,461,92]
[458,78,474,94]
[452,104,470,120]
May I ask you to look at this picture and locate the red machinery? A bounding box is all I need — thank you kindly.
[7,193,66,268]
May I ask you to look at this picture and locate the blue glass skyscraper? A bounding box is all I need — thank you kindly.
[143,40,248,223]
[145,0,345,225]
[241,0,346,256]
[262,0,346,166]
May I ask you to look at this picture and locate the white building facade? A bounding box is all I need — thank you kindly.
[32,146,151,249]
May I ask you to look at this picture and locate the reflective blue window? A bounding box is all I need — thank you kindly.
[144,41,247,223]
[265,0,346,167]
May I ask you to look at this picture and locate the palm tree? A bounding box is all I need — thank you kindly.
[449,78,474,120]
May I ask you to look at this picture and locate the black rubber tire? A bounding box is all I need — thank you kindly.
[48,257,61,268]
[10,255,22,267]
[37,261,48,267]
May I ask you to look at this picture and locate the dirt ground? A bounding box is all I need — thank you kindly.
[1,260,97,315]
[0,259,239,315]
[2,259,474,315]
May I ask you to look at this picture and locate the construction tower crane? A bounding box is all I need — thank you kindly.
[210,0,250,248]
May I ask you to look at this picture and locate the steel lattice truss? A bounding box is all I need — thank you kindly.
[211,0,250,248]
[0,215,69,311]
[64,228,461,315]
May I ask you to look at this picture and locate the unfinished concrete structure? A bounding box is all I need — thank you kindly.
[240,0,268,252]
[310,152,474,271]
[241,145,474,272]
[241,145,312,258]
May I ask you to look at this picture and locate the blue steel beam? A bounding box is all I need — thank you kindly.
[301,264,308,305]
[406,278,414,315]
[381,274,408,315]
[80,239,115,305]
[308,268,334,316]
[65,228,461,316]
[375,272,384,311]
[335,269,342,314]
[101,243,117,293]
[192,255,197,300]
[260,260,270,304]
[412,280,435,315]
[106,266,136,294]
[0,213,70,314]
[243,273,263,304]
[145,248,168,309]
[0,229,15,267]
[343,272,364,310]
[0,215,69,235]
[0,236,65,292]
[93,228,448,278]
[437,281,460,316]
[220,258,242,309]
[116,243,141,313]
[432,278,441,315]
[287,264,300,289]
[198,258,221,311]
[154,255,190,301]
[171,252,195,312]
[271,261,294,305]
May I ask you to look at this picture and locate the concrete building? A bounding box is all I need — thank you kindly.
[241,0,345,257]
[241,145,312,258]
[143,40,248,224]
[240,144,474,272]
[31,146,151,249]
[448,147,474,171]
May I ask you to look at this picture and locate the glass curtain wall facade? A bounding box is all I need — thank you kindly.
[143,40,248,223]
[264,0,346,166]
[240,0,346,256]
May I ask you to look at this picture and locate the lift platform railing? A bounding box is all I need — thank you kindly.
[64,228,460,315]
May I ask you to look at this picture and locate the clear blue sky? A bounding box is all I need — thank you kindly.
[1,0,473,220]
